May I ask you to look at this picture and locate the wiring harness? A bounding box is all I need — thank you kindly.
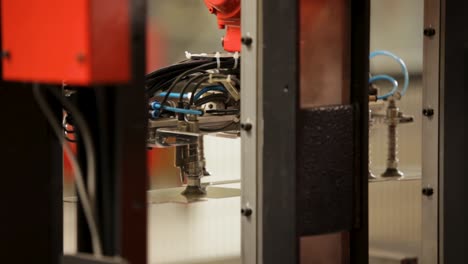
[146,53,240,128]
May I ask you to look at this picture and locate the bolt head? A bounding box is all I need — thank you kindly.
[76,53,86,63]
[1,50,11,59]
[424,27,436,37]
[241,123,252,131]
[422,187,434,196]
[423,108,434,117]
[241,36,253,46]
[241,208,252,217]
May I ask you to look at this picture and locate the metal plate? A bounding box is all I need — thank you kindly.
[1,0,129,84]
[147,186,241,204]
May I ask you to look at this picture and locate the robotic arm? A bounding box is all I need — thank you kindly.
[204,0,241,52]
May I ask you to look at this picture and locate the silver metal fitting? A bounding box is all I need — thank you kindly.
[381,98,413,178]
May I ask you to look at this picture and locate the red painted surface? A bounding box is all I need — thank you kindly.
[204,0,241,52]
[1,0,129,85]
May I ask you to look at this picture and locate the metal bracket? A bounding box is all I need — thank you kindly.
[151,128,202,147]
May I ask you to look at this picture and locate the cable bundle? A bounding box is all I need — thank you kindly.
[146,54,240,119]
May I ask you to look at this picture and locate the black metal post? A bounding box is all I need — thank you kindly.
[441,1,468,262]
[0,83,63,263]
[350,0,370,263]
[262,0,299,263]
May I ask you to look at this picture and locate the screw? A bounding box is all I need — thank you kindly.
[424,27,436,37]
[240,123,252,131]
[423,108,434,117]
[241,207,252,217]
[1,50,11,59]
[422,187,434,197]
[76,53,86,63]
[241,36,253,46]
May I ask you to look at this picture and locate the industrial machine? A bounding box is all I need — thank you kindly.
[146,52,241,198]
[2,0,468,264]
[368,51,414,179]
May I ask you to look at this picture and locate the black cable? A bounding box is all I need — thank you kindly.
[188,75,227,106]
[146,59,209,80]
[146,60,214,95]
[146,75,179,97]
[178,73,209,103]
[156,60,234,118]
[205,109,240,115]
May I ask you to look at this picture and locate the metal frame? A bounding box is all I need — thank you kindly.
[241,0,370,263]
[75,1,147,262]
[350,1,370,263]
[240,0,259,263]
[423,1,468,263]
[0,11,63,263]
[0,84,63,263]
[422,0,441,263]
[0,1,147,263]
[260,0,299,262]
[439,1,468,263]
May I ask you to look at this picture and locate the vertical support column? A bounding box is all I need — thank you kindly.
[75,1,148,262]
[422,0,441,263]
[241,0,259,263]
[350,0,370,263]
[0,83,63,263]
[0,4,59,262]
[115,0,148,262]
[440,1,468,263]
[261,0,299,263]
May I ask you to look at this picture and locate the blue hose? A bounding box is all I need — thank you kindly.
[158,92,189,99]
[370,50,409,96]
[194,85,226,101]
[158,85,226,101]
[369,74,399,100]
[150,102,203,117]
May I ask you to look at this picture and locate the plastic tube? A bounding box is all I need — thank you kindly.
[150,102,203,117]
[194,85,226,101]
[369,74,399,100]
[158,92,189,99]
[370,50,409,96]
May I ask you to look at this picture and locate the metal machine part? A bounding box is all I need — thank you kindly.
[146,52,241,197]
[176,115,207,196]
[422,0,440,262]
[369,101,385,180]
[369,110,377,180]
[1,0,130,85]
[381,98,414,178]
[204,0,241,52]
[148,113,240,197]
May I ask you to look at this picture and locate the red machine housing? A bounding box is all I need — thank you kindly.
[1,0,130,85]
[204,0,241,52]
